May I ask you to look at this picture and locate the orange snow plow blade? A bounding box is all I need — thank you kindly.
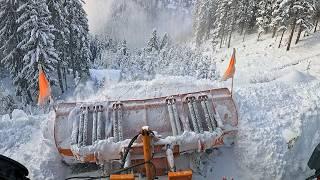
[54,87,238,176]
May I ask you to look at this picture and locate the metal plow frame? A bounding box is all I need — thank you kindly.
[54,88,238,176]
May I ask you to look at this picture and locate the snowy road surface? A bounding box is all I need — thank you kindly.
[1,33,320,179]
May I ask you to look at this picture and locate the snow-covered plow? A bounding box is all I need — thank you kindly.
[54,88,238,177]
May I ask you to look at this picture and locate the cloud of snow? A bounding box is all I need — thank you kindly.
[83,0,114,34]
[83,0,193,48]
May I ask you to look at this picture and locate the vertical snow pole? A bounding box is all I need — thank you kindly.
[204,99,218,129]
[187,97,199,133]
[118,103,124,141]
[199,96,214,132]
[78,107,84,146]
[71,113,79,145]
[83,106,89,146]
[92,106,98,144]
[180,97,191,132]
[208,95,224,128]
[112,104,119,142]
[104,102,110,140]
[141,126,153,180]
[192,97,204,133]
[172,99,182,135]
[97,105,103,140]
[167,99,178,136]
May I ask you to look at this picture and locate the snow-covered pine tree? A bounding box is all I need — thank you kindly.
[117,40,129,71]
[279,0,314,50]
[256,0,274,40]
[193,0,217,46]
[247,0,260,32]
[65,0,90,78]
[146,29,160,52]
[0,0,28,99]
[196,56,210,79]
[89,35,107,64]
[226,0,238,48]
[208,61,218,80]
[47,0,69,93]
[312,1,320,32]
[313,1,320,32]
[236,0,258,41]
[120,40,128,56]
[193,0,201,45]
[17,0,58,101]
[160,33,171,50]
[237,0,251,35]
[270,0,282,38]
[193,0,220,47]
[294,0,314,44]
[215,0,232,48]
[270,0,289,47]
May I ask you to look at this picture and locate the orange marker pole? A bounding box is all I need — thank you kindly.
[141,127,153,180]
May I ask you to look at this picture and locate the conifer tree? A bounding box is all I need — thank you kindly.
[65,0,90,78]
[0,0,27,98]
[313,1,320,32]
[256,0,274,40]
[47,0,69,93]
[146,29,160,52]
[17,0,58,100]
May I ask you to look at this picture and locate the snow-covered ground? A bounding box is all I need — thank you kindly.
[1,32,320,179]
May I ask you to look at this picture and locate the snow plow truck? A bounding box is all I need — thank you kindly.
[54,87,238,179]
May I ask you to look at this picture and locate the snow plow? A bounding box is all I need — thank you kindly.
[54,88,238,179]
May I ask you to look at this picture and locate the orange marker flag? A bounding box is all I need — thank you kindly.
[38,65,51,106]
[222,48,236,81]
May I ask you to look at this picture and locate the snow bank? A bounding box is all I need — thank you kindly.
[11,109,28,121]
[0,110,68,179]
[276,70,316,83]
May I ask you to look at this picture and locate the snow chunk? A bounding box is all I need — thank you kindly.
[282,128,299,143]
[1,114,10,121]
[276,70,316,83]
[11,109,28,121]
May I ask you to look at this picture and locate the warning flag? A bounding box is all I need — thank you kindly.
[38,65,51,106]
[222,48,236,81]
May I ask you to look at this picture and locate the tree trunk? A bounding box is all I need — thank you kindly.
[228,29,233,48]
[56,63,64,93]
[69,26,76,78]
[242,29,246,42]
[295,24,303,44]
[257,32,262,41]
[272,27,277,38]
[314,19,319,33]
[63,67,68,91]
[228,9,237,48]
[240,23,244,35]
[71,52,76,78]
[220,27,225,48]
[26,90,33,103]
[278,30,285,48]
[219,10,229,48]
[287,19,297,51]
